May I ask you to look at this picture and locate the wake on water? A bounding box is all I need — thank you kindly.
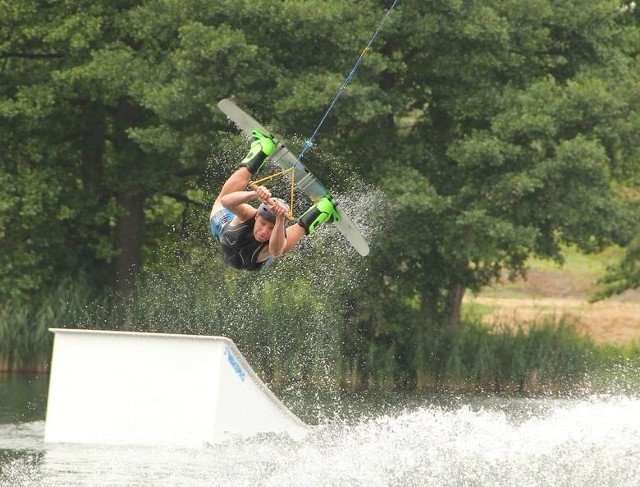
[1,395,639,486]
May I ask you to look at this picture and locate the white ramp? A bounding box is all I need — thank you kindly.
[45,328,308,446]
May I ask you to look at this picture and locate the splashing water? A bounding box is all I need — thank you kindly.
[1,395,639,487]
[70,134,388,382]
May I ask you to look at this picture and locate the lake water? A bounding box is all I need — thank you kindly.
[1,374,639,486]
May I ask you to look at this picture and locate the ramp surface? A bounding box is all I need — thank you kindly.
[45,328,308,447]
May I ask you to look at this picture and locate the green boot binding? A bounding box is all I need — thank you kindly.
[239,129,277,175]
[298,196,341,235]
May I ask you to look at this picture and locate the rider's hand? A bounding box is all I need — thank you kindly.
[271,201,290,218]
[254,185,272,202]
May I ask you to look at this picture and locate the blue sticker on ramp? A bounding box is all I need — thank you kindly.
[224,347,245,381]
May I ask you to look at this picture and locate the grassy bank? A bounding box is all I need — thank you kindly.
[2,277,638,395]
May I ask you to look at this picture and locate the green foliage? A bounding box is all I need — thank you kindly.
[592,236,640,300]
[353,0,640,336]
[1,0,640,386]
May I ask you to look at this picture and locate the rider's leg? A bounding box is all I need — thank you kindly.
[297,196,340,235]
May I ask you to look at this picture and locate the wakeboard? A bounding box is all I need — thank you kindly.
[218,98,369,257]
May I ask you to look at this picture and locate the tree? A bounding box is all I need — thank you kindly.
[0,0,273,298]
[343,0,640,360]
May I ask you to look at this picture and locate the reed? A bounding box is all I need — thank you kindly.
[408,318,598,393]
[2,275,637,396]
[0,276,102,372]
[582,340,640,393]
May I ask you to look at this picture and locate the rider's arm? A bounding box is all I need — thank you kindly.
[220,190,257,221]
[281,224,306,255]
[268,214,287,257]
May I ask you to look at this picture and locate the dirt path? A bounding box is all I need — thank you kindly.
[467,269,640,345]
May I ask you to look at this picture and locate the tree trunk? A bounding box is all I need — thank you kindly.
[112,97,145,299]
[114,190,144,299]
[445,284,466,327]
